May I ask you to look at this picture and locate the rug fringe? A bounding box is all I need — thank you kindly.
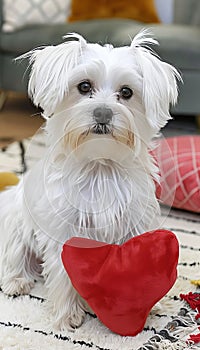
[138,294,200,350]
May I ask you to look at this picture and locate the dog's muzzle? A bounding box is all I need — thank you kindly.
[93,107,113,134]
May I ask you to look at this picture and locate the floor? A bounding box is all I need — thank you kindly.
[0,93,199,148]
[0,93,43,148]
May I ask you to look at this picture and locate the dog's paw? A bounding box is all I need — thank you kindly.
[1,277,34,296]
[54,304,86,332]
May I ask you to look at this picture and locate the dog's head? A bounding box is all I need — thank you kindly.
[22,31,181,161]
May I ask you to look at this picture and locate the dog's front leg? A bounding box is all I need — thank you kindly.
[0,224,35,296]
[43,244,88,331]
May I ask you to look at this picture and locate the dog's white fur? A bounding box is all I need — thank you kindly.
[0,31,180,330]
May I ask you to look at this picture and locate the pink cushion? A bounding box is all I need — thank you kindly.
[152,135,200,213]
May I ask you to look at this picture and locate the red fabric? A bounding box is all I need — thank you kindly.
[180,292,200,311]
[152,135,200,213]
[181,293,200,344]
[188,333,200,344]
[62,230,179,336]
[180,292,200,320]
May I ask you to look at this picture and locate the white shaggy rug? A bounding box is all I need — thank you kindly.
[0,135,200,350]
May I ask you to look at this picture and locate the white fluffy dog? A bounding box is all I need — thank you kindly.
[0,31,180,330]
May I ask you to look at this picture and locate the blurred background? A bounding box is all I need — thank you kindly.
[0,0,199,148]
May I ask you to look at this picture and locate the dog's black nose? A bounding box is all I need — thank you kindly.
[93,107,113,124]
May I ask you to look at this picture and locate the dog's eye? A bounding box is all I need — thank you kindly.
[119,87,133,100]
[78,81,92,94]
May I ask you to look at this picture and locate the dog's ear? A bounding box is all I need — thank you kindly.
[131,30,182,130]
[17,33,87,117]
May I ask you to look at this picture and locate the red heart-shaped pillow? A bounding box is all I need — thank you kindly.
[62,230,179,336]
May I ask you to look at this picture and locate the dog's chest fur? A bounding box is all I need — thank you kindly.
[25,157,159,245]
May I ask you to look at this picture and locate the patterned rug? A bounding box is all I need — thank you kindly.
[0,134,200,350]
